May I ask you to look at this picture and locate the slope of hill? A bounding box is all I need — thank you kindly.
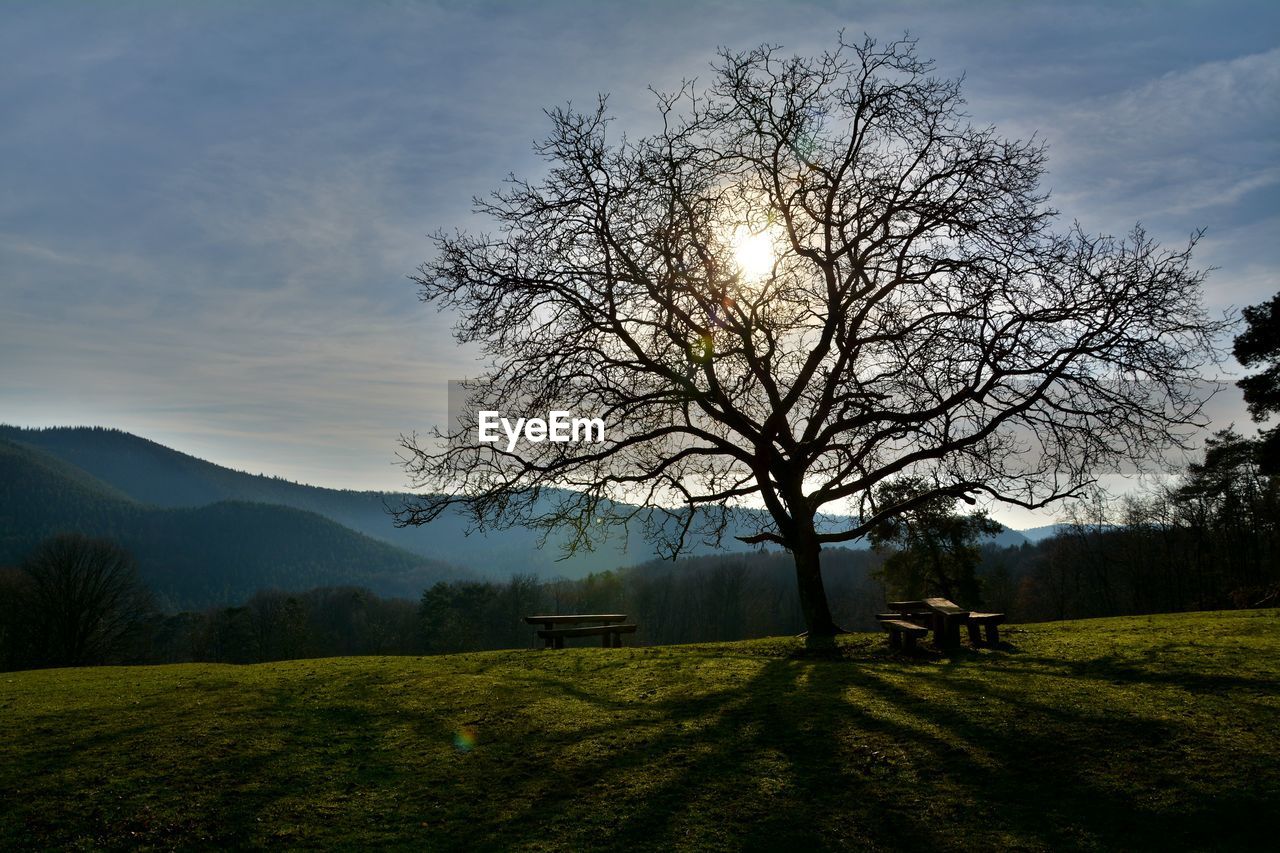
[0,438,462,608]
[1018,523,1122,543]
[0,437,145,553]
[0,425,660,576]
[1018,523,1073,543]
[1,425,1029,577]
[2,609,1276,849]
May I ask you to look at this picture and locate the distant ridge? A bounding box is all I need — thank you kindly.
[0,425,1030,581]
[0,425,736,576]
[0,436,463,609]
[1018,524,1085,543]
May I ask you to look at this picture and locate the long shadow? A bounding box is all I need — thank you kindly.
[1,712,164,847]
[433,643,947,844]
[990,649,1280,696]
[846,661,1279,850]
[460,664,771,845]
[458,656,973,848]
[594,657,971,850]
[7,645,1278,850]
[849,667,1167,847]
[456,646,1280,850]
[2,671,464,849]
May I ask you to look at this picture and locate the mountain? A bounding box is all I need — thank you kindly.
[0,425,1030,579]
[989,527,1030,547]
[0,435,143,553]
[1017,524,1075,543]
[0,425,742,576]
[0,437,462,609]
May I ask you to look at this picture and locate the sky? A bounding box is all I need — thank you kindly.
[2,0,1277,529]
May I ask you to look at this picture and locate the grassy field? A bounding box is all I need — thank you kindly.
[2,610,1278,851]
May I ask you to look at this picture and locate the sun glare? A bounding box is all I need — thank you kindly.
[730,225,776,283]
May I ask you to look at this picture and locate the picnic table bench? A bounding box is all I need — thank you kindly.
[877,598,1006,650]
[965,612,1005,645]
[877,618,930,650]
[524,614,637,648]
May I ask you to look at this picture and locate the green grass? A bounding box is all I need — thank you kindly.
[3,610,1279,851]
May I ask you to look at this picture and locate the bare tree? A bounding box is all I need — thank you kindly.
[22,533,152,666]
[398,34,1226,638]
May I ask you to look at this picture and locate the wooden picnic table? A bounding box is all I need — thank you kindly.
[880,598,1006,649]
[887,598,970,649]
[523,614,637,648]
[524,614,629,628]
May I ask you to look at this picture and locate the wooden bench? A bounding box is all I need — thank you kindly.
[877,611,933,623]
[966,612,1006,646]
[537,623,638,648]
[878,618,930,651]
[524,614,637,648]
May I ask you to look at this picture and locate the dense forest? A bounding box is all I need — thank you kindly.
[0,425,1031,584]
[1,427,1273,670]
[0,426,740,577]
[0,438,463,608]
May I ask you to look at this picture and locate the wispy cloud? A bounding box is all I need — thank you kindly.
[1023,47,1280,229]
[1,0,1276,513]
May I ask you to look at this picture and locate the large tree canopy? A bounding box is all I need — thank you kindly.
[399,35,1226,637]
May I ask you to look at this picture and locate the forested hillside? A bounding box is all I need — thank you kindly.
[0,426,669,576]
[0,438,461,608]
[0,426,1029,579]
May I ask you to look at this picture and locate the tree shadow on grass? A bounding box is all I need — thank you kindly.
[2,677,465,849]
[6,647,1278,851]
[990,648,1280,696]
[463,649,1279,851]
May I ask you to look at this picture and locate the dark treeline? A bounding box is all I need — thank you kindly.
[1,432,1274,668]
[1009,432,1278,621]
[0,546,885,667]
[153,549,882,660]
[0,533,426,669]
[181,549,884,660]
[512,548,887,647]
[149,587,421,664]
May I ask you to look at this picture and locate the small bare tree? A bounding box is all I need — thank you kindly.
[398,34,1226,638]
[23,533,152,666]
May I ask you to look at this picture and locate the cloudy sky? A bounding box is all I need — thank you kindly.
[2,1,1277,527]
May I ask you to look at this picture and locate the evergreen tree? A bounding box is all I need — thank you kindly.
[1234,292,1280,472]
[868,478,1002,605]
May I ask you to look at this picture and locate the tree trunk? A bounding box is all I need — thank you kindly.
[791,520,842,639]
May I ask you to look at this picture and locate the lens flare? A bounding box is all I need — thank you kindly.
[454,726,477,752]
